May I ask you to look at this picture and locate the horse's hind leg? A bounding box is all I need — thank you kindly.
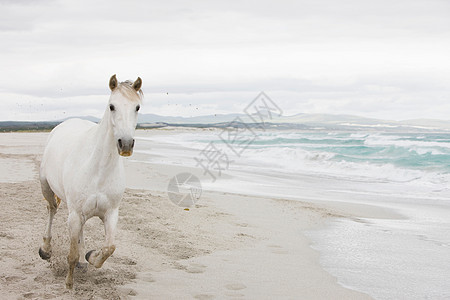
[39,178,59,260]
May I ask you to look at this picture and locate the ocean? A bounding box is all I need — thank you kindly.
[138,130,450,195]
[134,128,450,299]
[247,131,450,174]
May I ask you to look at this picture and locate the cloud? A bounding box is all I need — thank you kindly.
[0,0,450,121]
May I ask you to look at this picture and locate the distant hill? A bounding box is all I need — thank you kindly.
[2,113,450,132]
[137,113,249,124]
[0,121,60,132]
[0,116,99,132]
[61,116,100,123]
[270,113,450,130]
[271,113,388,126]
[138,112,450,131]
[398,119,450,130]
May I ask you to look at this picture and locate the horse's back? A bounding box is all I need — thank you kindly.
[47,118,96,145]
[40,119,97,195]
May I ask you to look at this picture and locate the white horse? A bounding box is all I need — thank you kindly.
[39,75,143,289]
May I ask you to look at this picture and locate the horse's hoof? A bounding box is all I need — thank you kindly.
[39,247,51,260]
[65,281,73,290]
[85,250,94,263]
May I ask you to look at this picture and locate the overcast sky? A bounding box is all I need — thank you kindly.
[0,0,449,121]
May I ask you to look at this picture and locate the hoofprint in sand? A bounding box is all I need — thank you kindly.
[0,131,378,299]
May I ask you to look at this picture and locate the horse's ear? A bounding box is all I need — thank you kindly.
[109,74,118,91]
[132,77,142,91]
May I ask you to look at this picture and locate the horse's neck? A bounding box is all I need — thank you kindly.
[89,114,120,170]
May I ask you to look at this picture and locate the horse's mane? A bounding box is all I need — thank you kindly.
[116,80,143,102]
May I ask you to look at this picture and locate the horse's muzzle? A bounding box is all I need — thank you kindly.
[117,138,135,157]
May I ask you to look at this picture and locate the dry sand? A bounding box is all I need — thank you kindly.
[0,131,376,299]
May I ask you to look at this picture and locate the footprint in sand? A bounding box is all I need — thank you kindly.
[186,263,207,274]
[140,272,155,283]
[23,292,56,299]
[22,292,37,299]
[110,256,137,265]
[5,275,26,283]
[267,244,288,254]
[225,283,247,290]
[194,294,215,300]
[271,249,288,254]
[119,287,138,296]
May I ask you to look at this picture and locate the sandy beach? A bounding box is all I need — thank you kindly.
[0,130,411,299]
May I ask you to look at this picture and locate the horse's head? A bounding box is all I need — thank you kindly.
[107,74,143,157]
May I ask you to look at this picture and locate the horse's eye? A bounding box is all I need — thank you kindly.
[136,105,140,112]
[109,104,115,111]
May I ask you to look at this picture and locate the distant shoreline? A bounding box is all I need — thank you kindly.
[2,119,450,133]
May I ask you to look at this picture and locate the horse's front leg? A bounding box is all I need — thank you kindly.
[76,224,88,270]
[65,212,82,289]
[85,208,118,268]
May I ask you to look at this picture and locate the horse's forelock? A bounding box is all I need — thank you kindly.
[115,81,143,103]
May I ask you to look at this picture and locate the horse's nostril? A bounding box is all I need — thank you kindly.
[118,139,122,148]
[132,139,135,148]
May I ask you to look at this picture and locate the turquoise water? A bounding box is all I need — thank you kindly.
[138,129,450,187]
[180,130,450,188]
[245,132,450,173]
